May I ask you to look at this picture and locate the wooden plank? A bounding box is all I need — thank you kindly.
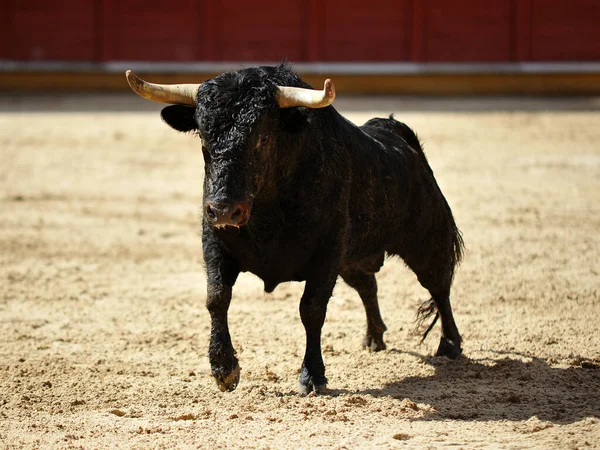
[0,0,15,60]
[307,0,321,61]
[201,1,217,61]
[531,0,600,61]
[409,0,426,61]
[513,0,532,61]
[422,0,513,62]
[93,0,104,61]
[4,71,600,95]
[99,0,115,61]
[13,1,97,61]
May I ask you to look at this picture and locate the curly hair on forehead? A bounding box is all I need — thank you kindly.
[196,72,273,151]
[195,63,311,153]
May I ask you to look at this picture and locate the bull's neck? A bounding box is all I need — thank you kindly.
[255,107,360,204]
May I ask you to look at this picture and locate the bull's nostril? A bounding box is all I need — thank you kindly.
[231,207,243,222]
[206,202,249,226]
[206,205,217,221]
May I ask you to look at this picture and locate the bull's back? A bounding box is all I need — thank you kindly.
[345,117,454,269]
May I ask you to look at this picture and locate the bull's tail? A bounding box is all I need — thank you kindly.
[451,226,465,271]
[416,297,439,343]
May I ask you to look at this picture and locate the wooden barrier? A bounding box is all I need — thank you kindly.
[2,71,600,95]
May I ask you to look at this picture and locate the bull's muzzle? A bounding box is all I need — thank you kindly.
[205,201,251,227]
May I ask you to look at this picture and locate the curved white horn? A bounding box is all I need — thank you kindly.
[275,79,335,109]
[125,70,200,106]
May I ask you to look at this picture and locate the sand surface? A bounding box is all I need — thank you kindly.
[1,95,599,449]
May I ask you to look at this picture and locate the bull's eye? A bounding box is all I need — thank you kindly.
[260,135,269,146]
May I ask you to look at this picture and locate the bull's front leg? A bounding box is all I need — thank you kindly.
[298,274,337,395]
[207,282,240,391]
[204,240,241,391]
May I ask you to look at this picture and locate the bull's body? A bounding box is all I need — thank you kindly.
[130,63,463,393]
[213,113,459,295]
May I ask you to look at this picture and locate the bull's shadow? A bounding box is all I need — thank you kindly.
[337,351,600,424]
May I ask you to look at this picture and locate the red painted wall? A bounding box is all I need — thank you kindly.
[7,0,98,61]
[102,0,201,61]
[531,0,600,60]
[0,2,13,60]
[1,0,599,63]
[318,0,411,62]
[418,0,513,62]
[212,1,306,61]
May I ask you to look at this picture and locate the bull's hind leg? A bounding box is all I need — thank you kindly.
[408,254,462,358]
[402,229,463,359]
[420,286,462,359]
[341,269,387,351]
[432,292,462,358]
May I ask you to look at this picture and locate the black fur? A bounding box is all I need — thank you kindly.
[161,63,464,393]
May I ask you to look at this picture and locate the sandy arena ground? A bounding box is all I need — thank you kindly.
[1,94,599,449]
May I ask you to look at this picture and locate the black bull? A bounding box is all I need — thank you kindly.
[127,63,464,394]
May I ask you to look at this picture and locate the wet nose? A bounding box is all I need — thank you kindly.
[205,201,250,226]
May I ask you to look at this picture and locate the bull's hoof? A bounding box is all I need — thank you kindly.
[298,380,328,396]
[435,337,462,360]
[362,334,386,352]
[213,361,241,392]
[298,367,327,395]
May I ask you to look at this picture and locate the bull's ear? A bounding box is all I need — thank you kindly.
[161,105,198,133]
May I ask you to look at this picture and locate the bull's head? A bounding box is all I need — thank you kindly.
[125,67,335,228]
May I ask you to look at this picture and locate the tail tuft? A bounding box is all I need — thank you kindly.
[415,298,439,343]
[453,228,465,267]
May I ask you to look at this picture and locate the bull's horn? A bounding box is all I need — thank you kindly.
[125,70,200,106]
[275,79,335,109]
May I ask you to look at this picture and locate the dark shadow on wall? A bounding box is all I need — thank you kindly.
[330,352,600,424]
